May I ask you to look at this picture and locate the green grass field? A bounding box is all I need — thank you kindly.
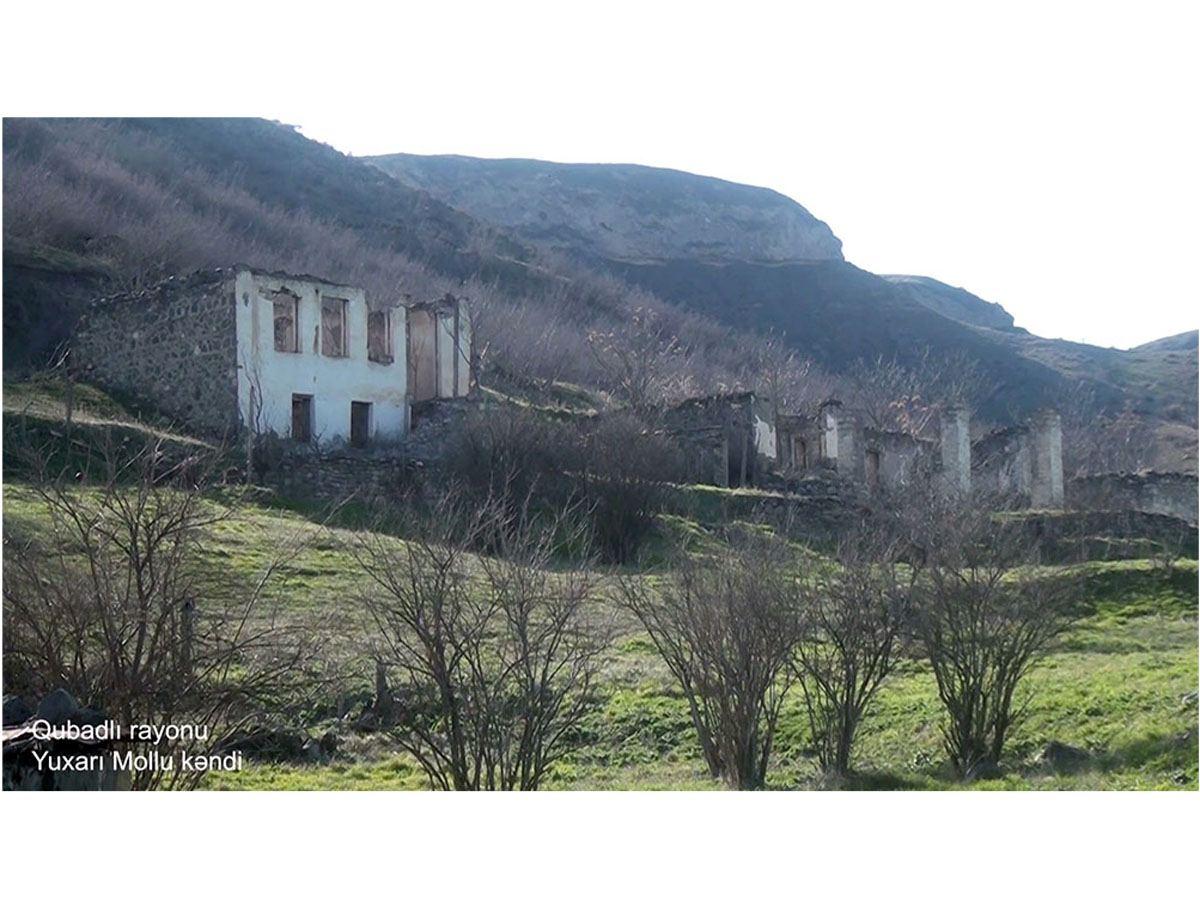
[3,384,1197,791]
[4,480,1196,791]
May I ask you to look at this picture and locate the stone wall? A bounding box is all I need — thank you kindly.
[1003,509,1198,563]
[662,392,774,487]
[863,428,934,493]
[973,425,1032,497]
[972,410,1065,509]
[1067,471,1198,525]
[72,270,240,436]
[261,448,409,506]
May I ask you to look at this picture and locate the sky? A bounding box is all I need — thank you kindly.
[8,1,1198,349]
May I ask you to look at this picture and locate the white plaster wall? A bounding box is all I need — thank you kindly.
[436,310,456,399]
[823,412,839,461]
[234,270,409,444]
[754,414,777,460]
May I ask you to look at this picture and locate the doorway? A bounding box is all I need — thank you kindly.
[351,401,372,448]
[291,394,313,443]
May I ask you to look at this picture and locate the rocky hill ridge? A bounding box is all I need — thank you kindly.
[369,154,844,264]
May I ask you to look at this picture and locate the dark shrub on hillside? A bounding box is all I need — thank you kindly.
[441,407,685,563]
[572,412,687,564]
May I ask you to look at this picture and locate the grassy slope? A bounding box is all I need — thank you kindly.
[6,475,1193,791]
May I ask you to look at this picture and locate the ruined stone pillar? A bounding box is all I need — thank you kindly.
[939,405,971,496]
[835,414,865,482]
[1030,409,1064,508]
[819,400,841,467]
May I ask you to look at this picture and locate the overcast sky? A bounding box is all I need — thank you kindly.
[11,1,1198,349]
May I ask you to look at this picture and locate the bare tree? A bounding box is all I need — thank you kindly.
[618,528,803,789]
[744,329,820,424]
[588,307,685,411]
[350,490,608,790]
[900,490,1077,779]
[843,348,982,438]
[1060,383,1156,477]
[792,531,915,778]
[2,435,326,789]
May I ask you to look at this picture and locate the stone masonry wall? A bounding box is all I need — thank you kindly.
[1067,472,1198,525]
[72,271,240,436]
[262,449,409,506]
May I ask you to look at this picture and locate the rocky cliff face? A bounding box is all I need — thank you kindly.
[368,155,844,264]
[882,274,1016,331]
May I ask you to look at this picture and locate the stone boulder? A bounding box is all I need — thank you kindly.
[3,695,33,727]
[35,688,79,725]
[1037,741,1091,773]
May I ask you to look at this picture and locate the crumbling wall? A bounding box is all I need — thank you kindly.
[668,426,729,486]
[72,270,240,435]
[775,413,821,472]
[1002,509,1198,563]
[972,410,1064,509]
[973,426,1032,497]
[408,296,471,404]
[864,428,933,493]
[662,393,772,487]
[1067,471,1198,525]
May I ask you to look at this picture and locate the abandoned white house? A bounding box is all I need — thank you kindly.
[72,267,471,447]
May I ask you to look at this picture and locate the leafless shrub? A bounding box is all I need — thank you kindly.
[1,436,326,789]
[843,348,982,438]
[744,330,818,418]
[442,406,683,563]
[619,528,803,789]
[1060,385,1156,477]
[792,531,915,777]
[898,489,1077,779]
[571,413,686,563]
[587,307,691,411]
[349,490,609,790]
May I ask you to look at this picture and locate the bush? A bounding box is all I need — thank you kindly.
[441,407,685,563]
[619,527,805,789]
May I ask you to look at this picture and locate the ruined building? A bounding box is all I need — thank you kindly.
[774,401,952,494]
[72,268,471,447]
[971,410,1065,507]
[661,392,777,487]
[71,267,1075,514]
[723,395,1067,508]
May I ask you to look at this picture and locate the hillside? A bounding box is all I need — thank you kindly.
[368,152,1198,451]
[369,154,844,264]
[1135,331,1198,352]
[2,119,1195,465]
[881,274,1017,331]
